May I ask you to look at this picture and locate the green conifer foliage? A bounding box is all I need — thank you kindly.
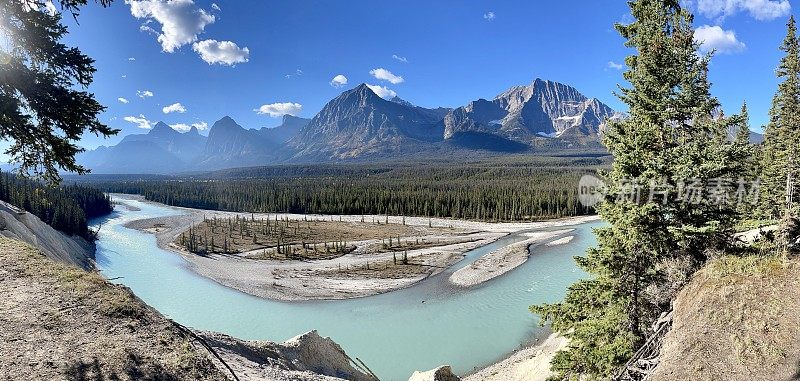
[760,17,800,227]
[531,1,747,378]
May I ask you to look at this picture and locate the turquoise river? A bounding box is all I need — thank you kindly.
[91,196,602,381]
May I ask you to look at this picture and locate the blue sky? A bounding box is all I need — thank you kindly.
[58,0,795,149]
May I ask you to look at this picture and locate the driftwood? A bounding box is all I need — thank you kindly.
[356,357,382,381]
[612,310,673,381]
[171,321,241,381]
[339,350,381,381]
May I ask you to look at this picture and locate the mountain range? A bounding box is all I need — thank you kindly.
[79,78,628,174]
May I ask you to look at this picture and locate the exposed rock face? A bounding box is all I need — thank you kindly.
[198,115,310,169]
[261,114,311,144]
[443,78,621,144]
[288,84,445,160]
[197,330,375,381]
[200,116,272,167]
[0,200,94,269]
[408,366,461,381]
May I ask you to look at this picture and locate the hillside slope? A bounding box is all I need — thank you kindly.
[0,200,95,270]
[0,236,376,381]
[0,237,229,380]
[650,256,800,381]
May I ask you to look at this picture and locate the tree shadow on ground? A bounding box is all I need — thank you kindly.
[64,352,185,381]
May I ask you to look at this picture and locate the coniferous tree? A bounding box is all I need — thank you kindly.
[760,17,800,230]
[733,103,758,219]
[531,1,746,378]
[0,0,117,183]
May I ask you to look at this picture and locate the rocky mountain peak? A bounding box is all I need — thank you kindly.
[444,78,618,143]
[149,121,177,136]
[390,96,414,107]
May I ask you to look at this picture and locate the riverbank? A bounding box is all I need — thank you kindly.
[463,332,568,381]
[117,194,599,302]
[449,230,575,287]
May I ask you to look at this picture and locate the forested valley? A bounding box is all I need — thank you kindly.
[76,158,604,221]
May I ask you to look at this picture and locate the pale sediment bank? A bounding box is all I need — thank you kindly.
[463,332,568,381]
[448,229,574,288]
[176,234,499,301]
[546,235,574,246]
[116,194,598,301]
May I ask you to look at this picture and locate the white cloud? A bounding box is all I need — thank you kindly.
[484,11,496,21]
[140,23,157,35]
[191,121,208,130]
[121,74,127,78]
[169,123,191,132]
[192,39,250,65]
[366,84,397,99]
[607,61,624,70]
[330,74,348,88]
[118,97,129,104]
[694,25,746,54]
[126,0,216,52]
[137,90,154,98]
[369,68,404,84]
[211,3,220,11]
[254,102,303,117]
[392,54,408,63]
[128,57,136,61]
[124,114,153,129]
[170,121,208,131]
[695,0,790,21]
[162,102,186,113]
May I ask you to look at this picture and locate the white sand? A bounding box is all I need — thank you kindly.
[464,332,568,381]
[448,229,574,287]
[546,235,574,246]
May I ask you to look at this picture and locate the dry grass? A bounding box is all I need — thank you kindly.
[306,251,450,280]
[0,237,227,381]
[651,254,800,381]
[175,216,431,257]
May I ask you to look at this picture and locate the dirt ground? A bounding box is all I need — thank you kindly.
[651,255,800,381]
[0,237,228,381]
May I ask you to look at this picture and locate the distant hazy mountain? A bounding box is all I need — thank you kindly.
[288,84,446,160]
[120,122,207,162]
[261,115,310,144]
[725,126,764,144]
[444,78,622,148]
[197,115,310,169]
[78,122,206,174]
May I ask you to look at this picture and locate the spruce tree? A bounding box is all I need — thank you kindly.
[734,102,752,146]
[731,103,759,219]
[760,16,800,229]
[531,1,745,378]
[0,0,117,183]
